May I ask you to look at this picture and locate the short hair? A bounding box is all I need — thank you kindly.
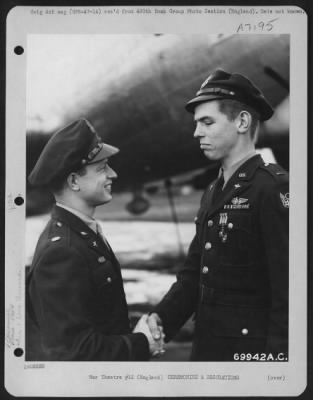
[217,99,260,140]
[50,166,88,194]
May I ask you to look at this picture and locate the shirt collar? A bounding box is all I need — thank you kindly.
[56,202,98,233]
[221,151,257,186]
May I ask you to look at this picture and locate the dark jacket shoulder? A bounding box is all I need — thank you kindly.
[258,162,289,183]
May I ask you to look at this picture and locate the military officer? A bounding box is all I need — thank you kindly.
[147,70,289,361]
[26,118,160,361]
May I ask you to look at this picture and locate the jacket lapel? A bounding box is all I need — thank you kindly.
[203,154,264,218]
[52,206,115,261]
[206,183,246,219]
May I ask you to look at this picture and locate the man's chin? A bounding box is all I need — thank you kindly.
[203,150,216,160]
[97,195,113,206]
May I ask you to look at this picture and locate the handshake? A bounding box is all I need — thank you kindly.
[133,313,166,358]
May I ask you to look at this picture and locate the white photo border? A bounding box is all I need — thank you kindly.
[5,5,307,397]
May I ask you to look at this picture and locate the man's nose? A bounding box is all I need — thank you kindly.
[193,124,203,138]
[108,166,118,180]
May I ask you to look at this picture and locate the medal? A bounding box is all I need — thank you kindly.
[218,213,228,243]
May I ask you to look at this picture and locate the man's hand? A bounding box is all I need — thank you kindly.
[133,314,165,357]
[147,312,164,341]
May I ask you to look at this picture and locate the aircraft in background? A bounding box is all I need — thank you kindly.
[26,33,289,216]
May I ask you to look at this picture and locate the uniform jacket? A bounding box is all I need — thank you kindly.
[26,206,149,361]
[155,155,289,361]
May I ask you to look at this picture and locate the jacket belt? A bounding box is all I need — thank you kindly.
[200,285,269,307]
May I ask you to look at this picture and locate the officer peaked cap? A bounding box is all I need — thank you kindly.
[185,69,274,121]
[28,118,119,186]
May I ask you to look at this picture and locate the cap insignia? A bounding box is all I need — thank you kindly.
[200,76,212,89]
[87,142,103,161]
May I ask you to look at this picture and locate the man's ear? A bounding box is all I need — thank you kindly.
[66,173,80,191]
[236,111,251,133]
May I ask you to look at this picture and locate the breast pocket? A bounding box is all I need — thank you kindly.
[212,305,268,339]
[219,212,254,266]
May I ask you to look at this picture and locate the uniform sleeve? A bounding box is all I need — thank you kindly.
[154,233,201,341]
[260,179,289,356]
[29,244,149,361]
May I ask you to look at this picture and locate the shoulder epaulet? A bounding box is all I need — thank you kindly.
[260,163,288,180]
[50,236,62,242]
[48,220,67,243]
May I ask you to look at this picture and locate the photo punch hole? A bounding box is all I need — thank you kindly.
[5,4,308,398]
[14,196,24,206]
[14,348,24,358]
[14,46,24,55]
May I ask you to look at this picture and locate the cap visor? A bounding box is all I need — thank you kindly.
[185,95,225,113]
[88,143,119,164]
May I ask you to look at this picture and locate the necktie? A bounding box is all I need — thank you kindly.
[212,171,225,204]
[95,222,110,248]
[95,222,118,264]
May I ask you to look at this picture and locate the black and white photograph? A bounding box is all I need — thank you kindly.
[4,5,308,397]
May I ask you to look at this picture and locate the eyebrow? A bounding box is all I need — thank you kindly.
[194,116,214,122]
[95,161,108,171]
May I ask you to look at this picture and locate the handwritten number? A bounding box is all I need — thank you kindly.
[265,18,279,31]
[237,18,278,33]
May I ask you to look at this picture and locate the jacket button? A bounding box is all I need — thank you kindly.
[241,328,248,335]
[205,242,212,250]
[207,220,213,227]
[202,266,209,274]
[227,222,234,230]
[56,221,62,227]
[98,256,106,263]
[107,277,112,283]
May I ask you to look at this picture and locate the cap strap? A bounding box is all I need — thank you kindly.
[196,87,236,97]
[87,142,104,161]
